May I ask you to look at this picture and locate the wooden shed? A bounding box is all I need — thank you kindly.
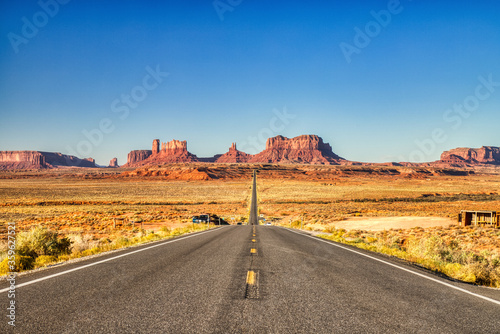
[458,210,500,228]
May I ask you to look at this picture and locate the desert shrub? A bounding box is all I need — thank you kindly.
[322,225,337,234]
[113,237,130,248]
[16,227,72,258]
[0,255,35,274]
[80,247,100,257]
[160,226,171,234]
[330,228,347,238]
[34,255,57,268]
[350,238,364,244]
[100,237,112,244]
[143,232,161,242]
[68,234,99,254]
[0,219,214,276]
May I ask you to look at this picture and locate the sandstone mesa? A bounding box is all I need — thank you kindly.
[124,135,345,167]
[440,146,500,166]
[0,134,498,170]
[0,151,96,170]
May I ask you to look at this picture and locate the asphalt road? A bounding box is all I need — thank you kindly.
[248,170,258,226]
[2,225,500,333]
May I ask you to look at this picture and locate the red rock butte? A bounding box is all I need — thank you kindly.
[124,135,346,166]
[0,151,96,170]
[108,157,119,168]
[249,135,344,164]
[440,146,500,166]
[215,143,252,163]
[126,139,198,166]
[1,136,498,170]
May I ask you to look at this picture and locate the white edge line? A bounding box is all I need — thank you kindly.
[285,227,500,306]
[0,227,227,293]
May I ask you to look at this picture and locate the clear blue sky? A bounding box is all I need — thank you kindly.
[1,0,499,165]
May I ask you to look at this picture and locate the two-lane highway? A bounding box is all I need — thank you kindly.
[2,224,500,333]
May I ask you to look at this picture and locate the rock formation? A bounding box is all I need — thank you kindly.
[109,158,119,167]
[127,150,152,165]
[44,152,96,167]
[0,151,96,170]
[124,135,345,166]
[216,143,252,163]
[125,139,198,166]
[152,139,198,163]
[440,146,500,165]
[0,151,45,169]
[152,139,160,155]
[5,137,497,170]
[160,140,190,156]
[249,135,344,165]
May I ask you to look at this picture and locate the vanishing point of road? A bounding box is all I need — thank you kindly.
[248,170,259,226]
[1,171,500,333]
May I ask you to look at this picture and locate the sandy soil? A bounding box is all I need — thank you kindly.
[330,216,455,231]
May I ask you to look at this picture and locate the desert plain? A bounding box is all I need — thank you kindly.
[1,163,500,286]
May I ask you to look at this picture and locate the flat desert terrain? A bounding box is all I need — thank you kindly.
[1,164,499,233]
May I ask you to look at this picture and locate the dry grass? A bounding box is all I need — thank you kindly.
[316,225,500,287]
[0,224,214,275]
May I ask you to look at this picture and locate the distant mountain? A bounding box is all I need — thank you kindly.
[124,135,345,166]
[2,139,498,170]
[438,146,500,166]
[215,143,252,163]
[249,135,344,164]
[0,151,96,170]
[125,139,198,166]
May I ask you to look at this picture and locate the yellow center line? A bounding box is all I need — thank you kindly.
[250,248,257,254]
[246,271,255,285]
[252,239,256,242]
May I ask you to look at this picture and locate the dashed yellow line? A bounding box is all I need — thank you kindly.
[250,248,257,254]
[245,270,259,299]
[246,270,255,285]
[252,239,256,243]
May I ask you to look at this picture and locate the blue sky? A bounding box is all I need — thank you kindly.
[1,0,499,165]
